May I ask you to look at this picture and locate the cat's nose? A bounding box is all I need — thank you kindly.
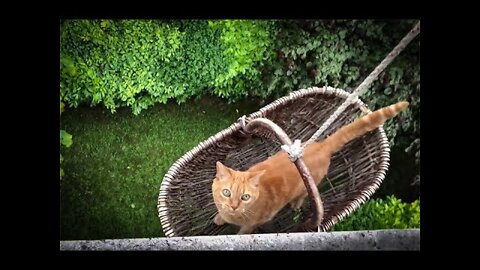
[231,205,239,211]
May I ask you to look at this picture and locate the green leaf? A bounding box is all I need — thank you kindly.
[101,20,108,28]
[60,130,73,148]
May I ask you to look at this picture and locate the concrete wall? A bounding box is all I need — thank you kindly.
[60,229,419,251]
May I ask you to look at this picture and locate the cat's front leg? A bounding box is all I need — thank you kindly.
[237,225,256,234]
[214,213,226,226]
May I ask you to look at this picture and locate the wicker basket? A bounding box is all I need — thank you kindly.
[158,86,390,237]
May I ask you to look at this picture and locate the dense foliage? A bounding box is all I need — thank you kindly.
[332,195,420,231]
[60,20,273,115]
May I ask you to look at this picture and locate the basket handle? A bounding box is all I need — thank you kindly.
[243,118,323,232]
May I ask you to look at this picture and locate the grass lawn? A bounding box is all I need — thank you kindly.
[60,96,262,240]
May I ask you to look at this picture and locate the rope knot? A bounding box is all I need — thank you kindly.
[238,115,247,129]
[281,139,303,162]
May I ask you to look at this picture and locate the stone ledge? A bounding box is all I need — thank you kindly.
[60,229,419,251]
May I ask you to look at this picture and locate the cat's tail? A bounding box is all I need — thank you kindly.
[322,101,409,154]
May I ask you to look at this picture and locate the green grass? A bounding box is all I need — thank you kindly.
[60,96,262,240]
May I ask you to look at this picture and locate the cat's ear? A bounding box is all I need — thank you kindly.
[249,170,266,187]
[215,161,231,181]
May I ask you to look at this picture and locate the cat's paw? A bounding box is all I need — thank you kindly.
[214,213,225,226]
[237,226,255,234]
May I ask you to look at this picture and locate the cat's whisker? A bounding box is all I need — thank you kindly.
[242,209,255,220]
[207,211,218,219]
[240,212,249,223]
[243,209,255,215]
[240,214,246,223]
[241,211,253,220]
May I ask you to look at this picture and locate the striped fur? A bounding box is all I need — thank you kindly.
[323,101,409,154]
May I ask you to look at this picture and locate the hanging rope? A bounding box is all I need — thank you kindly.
[284,21,420,162]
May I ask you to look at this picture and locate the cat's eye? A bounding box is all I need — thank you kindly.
[222,189,231,197]
[241,194,251,201]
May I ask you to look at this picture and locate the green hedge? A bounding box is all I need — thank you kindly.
[60,20,273,115]
[332,195,420,231]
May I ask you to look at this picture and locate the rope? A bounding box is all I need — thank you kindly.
[280,139,302,162]
[239,115,247,129]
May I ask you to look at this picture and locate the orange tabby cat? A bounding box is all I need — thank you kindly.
[212,101,409,234]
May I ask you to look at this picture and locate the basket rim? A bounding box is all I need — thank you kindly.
[157,86,390,237]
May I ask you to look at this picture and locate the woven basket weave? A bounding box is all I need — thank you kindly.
[158,86,390,237]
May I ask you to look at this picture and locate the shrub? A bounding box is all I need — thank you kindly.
[60,19,273,114]
[208,20,274,100]
[332,195,420,231]
[61,20,191,114]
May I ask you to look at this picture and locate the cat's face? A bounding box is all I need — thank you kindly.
[212,161,265,215]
